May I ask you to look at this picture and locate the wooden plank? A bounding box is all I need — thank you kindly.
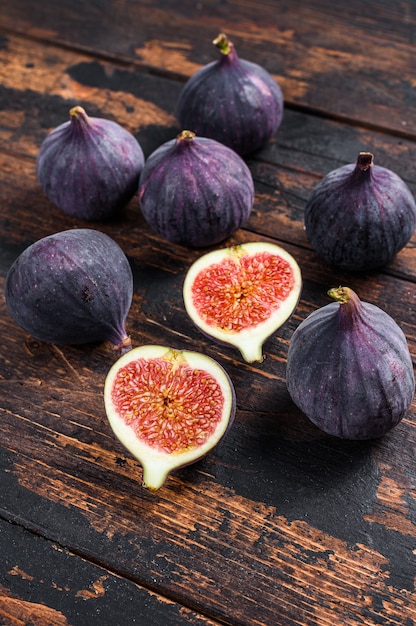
[0,518,221,626]
[1,422,415,625]
[0,6,415,626]
[2,1,416,136]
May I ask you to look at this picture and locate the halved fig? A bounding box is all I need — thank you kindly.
[104,345,236,490]
[183,242,302,362]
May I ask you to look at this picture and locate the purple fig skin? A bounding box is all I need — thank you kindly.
[5,229,133,351]
[36,106,145,221]
[138,130,254,248]
[304,152,416,271]
[176,33,284,156]
[286,287,415,440]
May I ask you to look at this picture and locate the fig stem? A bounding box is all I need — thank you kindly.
[239,341,265,364]
[69,105,90,124]
[213,32,232,55]
[177,130,196,142]
[328,286,362,311]
[142,461,170,491]
[328,286,350,303]
[356,152,374,171]
[114,335,132,354]
[328,286,366,331]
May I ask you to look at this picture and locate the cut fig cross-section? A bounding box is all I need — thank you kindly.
[104,345,236,490]
[183,242,302,362]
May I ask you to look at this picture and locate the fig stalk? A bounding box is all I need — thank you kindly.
[327,286,367,329]
[355,152,373,171]
[213,32,232,55]
[69,104,90,126]
[177,129,196,141]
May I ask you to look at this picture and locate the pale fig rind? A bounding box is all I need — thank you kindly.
[138,130,254,248]
[183,242,302,363]
[5,228,133,350]
[176,33,284,156]
[36,106,145,221]
[104,345,236,490]
[286,287,415,440]
[304,152,416,271]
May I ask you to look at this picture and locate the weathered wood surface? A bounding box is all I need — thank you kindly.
[0,517,221,626]
[3,0,416,137]
[0,2,415,625]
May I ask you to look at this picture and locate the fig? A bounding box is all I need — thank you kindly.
[176,33,284,155]
[286,286,415,440]
[183,242,302,363]
[5,228,133,351]
[304,152,416,271]
[104,345,236,490]
[36,106,145,221]
[138,130,254,248]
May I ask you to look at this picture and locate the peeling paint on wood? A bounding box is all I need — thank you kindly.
[0,1,415,625]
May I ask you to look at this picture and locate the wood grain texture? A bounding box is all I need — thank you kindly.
[2,0,416,136]
[0,519,221,626]
[0,2,415,625]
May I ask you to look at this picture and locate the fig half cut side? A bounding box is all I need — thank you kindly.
[183,242,302,363]
[104,345,236,490]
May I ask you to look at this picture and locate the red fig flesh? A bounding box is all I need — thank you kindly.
[183,242,302,362]
[104,345,236,490]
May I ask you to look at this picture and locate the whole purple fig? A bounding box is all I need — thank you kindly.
[176,33,284,156]
[36,106,145,221]
[304,152,416,271]
[138,130,254,247]
[286,287,415,440]
[5,229,133,352]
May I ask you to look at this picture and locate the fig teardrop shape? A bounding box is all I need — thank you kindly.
[286,287,415,439]
[304,152,416,271]
[5,228,133,351]
[183,242,302,362]
[138,130,254,248]
[37,106,145,221]
[177,33,284,155]
[104,345,236,490]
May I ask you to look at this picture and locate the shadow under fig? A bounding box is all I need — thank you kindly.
[184,395,414,591]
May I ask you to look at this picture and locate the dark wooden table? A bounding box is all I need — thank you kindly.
[1,2,415,625]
